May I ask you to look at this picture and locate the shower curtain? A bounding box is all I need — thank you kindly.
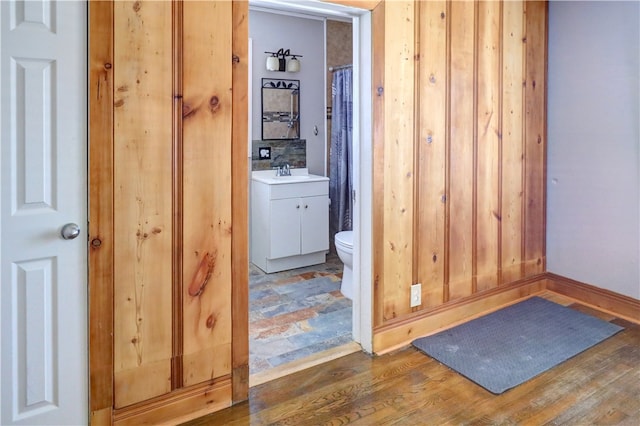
[329,67,353,237]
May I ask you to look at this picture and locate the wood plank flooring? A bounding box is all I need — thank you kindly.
[183,292,640,425]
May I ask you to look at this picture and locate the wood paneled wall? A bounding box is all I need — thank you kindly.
[89,0,546,418]
[373,1,547,330]
[89,1,248,423]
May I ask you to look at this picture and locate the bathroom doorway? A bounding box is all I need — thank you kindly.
[247,0,373,385]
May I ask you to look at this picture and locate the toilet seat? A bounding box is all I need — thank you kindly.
[335,231,353,250]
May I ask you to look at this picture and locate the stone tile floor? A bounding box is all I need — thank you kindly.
[249,253,353,375]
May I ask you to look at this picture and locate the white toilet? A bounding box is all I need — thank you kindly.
[334,231,354,300]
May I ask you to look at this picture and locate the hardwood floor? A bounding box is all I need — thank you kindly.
[183,292,640,425]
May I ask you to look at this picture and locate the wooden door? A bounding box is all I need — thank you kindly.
[88,1,248,424]
[0,1,87,424]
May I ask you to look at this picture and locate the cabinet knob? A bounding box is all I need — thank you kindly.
[304,205,308,209]
[296,205,300,209]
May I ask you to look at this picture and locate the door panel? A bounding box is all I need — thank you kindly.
[270,198,301,259]
[1,1,87,424]
[301,196,329,254]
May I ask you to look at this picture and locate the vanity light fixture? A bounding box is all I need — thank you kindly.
[264,48,302,73]
[266,53,279,71]
[287,55,301,73]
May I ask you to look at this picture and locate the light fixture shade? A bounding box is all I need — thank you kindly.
[266,55,279,71]
[287,56,300,73]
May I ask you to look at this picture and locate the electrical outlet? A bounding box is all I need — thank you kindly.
[410,283,422,307]
[259,147,271,159]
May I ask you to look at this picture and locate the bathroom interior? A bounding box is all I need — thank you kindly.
[248,3,359,382]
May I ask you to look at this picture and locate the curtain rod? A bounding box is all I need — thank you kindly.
[329,64,352,72]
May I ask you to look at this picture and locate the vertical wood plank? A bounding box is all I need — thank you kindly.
[382,0,416,320]
[113,0,173,408]
[501,0,525,284]
[448,0,475,300]
[171,0,184,392]
[181,0,233,387]
[416,0,447,308]
[475,1,501,292]
[232,0,250,404]
[372,1,386,327]
[523,0,547,275]
[88,0,114,420]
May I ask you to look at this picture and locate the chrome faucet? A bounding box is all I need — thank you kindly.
[276,163,291,176]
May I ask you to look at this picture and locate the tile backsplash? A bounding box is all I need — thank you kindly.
[252,139,306,170]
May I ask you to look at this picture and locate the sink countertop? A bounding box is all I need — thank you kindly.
[252,168,329,185]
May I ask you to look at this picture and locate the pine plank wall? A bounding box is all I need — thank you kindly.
[88,0,547,423]
[371,1,547,347]
[89,1,248,424]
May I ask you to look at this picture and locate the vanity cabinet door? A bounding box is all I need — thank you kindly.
[301,195,329,255]
[270,197,302,259]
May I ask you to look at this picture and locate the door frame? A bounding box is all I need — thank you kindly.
[87,2,114,423]
[249,0,374,354]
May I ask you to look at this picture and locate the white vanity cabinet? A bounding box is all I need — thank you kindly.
[251,172,330,273]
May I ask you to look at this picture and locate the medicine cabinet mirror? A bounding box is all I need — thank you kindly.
[261,78,300,140]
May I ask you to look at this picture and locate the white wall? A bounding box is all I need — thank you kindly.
[250,10,326,175]
[547,1,640,299]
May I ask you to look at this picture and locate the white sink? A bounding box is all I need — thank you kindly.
[273,175,312,181]
[251,168,329,185]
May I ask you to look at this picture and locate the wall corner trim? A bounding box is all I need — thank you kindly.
[545,273,640,324]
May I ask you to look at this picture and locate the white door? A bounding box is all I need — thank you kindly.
[0,1,87,425]
[269,198,301,259]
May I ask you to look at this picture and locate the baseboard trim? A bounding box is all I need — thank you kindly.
[546,273,640,324]
[373,275,547,354]
[113,377,231,426]
[373,272,640,355]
